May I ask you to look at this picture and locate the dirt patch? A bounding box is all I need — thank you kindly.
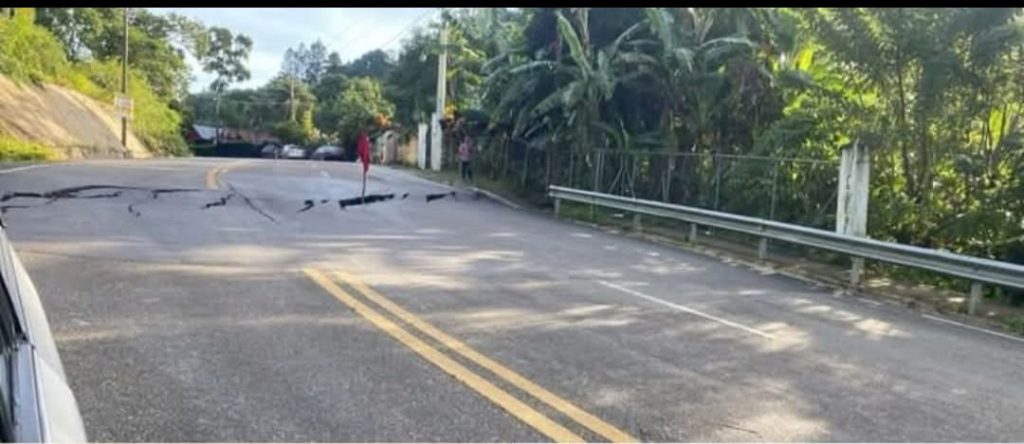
[0,75,150,159]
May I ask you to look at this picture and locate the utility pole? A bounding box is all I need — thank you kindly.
[435,17,447,122]
[121,7,129,148]
[430,13,447,171]
[214,94,221,145]
[289,75,296,122]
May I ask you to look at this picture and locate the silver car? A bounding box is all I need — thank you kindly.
[0,223,87,442]
[281,145,307,159]
[311,145,345,161]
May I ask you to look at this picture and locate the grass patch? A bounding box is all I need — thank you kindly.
[0,134,63,161]
[1005,316,1024,335]
[409,166,540,209]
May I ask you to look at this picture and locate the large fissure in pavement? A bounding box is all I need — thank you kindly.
[0,185,476,221]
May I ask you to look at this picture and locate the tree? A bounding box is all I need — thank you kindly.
[799,8,1024,251]
[303,40,329,85]
[326,51,344,75]
[197,27,253,93]
[341,49,395,80]
[34,8,252,103]
[272,118,314,145]
[280,40,330,85]
[319,77,395,143]
[385,29,439,130]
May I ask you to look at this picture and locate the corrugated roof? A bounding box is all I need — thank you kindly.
[192,124,217,140]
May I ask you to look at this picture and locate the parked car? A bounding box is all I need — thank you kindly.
[260,143,282,158]
[281,144,307,159]
[0,223,87,442]
[311,145,345,161]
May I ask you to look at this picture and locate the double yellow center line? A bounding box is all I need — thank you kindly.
[303,268,637,443]
[205,160,248,190]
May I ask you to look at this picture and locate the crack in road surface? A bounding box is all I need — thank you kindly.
[338,194,396,209]
[201,194,234,209]
[297,200,315,213]
[0,185,473,222]
[0,205,30,214]
[426,191,456,203]
[0,185,197,203]
[226,184,278,223]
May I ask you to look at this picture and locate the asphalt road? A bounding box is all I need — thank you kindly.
[1,158,1022,442]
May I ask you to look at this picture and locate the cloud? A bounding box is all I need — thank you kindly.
[148,8,437,93]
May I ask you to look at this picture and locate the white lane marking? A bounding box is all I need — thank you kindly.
[922,314,1024,344]
[0,164,48,174]
[596,280,774,339]
[320,170,330,179]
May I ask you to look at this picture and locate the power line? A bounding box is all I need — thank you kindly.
[378,8,439,52]
[331,14,375,53]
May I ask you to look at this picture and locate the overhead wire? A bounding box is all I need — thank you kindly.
[377,8,440,52]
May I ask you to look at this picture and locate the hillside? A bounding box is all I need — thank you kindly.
[0,74,151,159]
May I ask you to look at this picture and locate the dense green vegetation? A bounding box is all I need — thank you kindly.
[346,8,1023,302]
[188,40,398,149]
[0,7,252,155]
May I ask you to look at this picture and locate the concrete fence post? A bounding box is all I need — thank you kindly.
[416,123,428,170]
[836,139,871,287]
[968,282,983,316]
[430,113,442,172]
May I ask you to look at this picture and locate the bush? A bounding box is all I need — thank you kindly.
[0,13,68,84]
[1006,316,1024,335]
[0,17,188,157]
[74,60,189,156]
[0,134,63,161]
[272,120,313,145]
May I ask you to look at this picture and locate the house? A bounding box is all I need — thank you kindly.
[185,124,218,145]
[185,124,280,145]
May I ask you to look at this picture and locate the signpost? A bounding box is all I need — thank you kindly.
[114,95,133,120]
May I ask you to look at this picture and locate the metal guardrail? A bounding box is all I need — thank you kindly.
[549,185,1024,315]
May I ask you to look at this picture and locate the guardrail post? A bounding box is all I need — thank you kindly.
[850,258,863,288]
[758,237,768,261]
[632,213,642,234]
[968,282,982,316]
[688,223,698,243]
[553,197,561,217]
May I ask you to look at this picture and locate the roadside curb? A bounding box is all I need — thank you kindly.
[395,167,524,211]
[469,186,522,210]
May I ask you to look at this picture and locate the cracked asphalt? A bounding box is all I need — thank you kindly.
[1,157,1023,442]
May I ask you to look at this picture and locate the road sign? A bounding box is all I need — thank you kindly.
[114,95,133,119]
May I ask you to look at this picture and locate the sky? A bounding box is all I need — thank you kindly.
[148,8,438,93]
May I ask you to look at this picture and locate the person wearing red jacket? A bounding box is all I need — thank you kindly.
[357,130,371,173]
[357,130,371,199]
